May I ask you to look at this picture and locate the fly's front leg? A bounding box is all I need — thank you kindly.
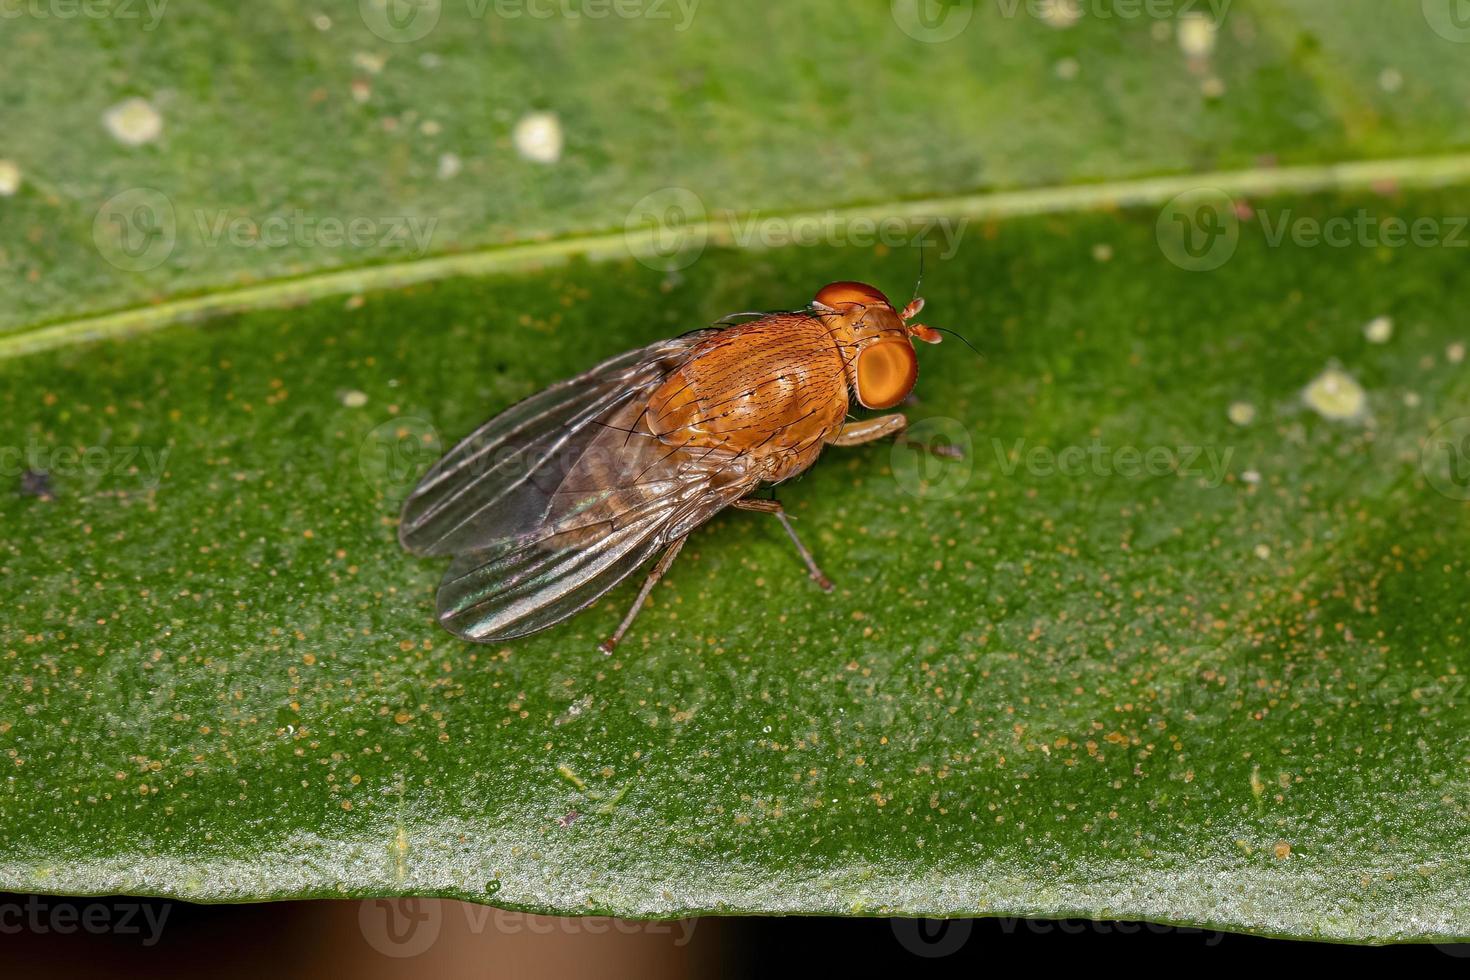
[830,414,964,459]
[733,498,833,592]
[830,413,909,448]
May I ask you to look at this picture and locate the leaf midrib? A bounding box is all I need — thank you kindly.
[6,151,1470,363]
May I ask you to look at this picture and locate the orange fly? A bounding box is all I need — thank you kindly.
[399,281,951,652]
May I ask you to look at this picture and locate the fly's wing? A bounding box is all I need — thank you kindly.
[399,332,716,557]
[434,397,759,642]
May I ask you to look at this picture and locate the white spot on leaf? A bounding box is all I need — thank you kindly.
[1302,365,1367,422]
[103,97,164,146]
[514,111,563,164]
[0,159,20,197]
[1040,0,1081,29]
[1178,14,1217,58]
[353,52,387,75]
[1363,315,1393,344]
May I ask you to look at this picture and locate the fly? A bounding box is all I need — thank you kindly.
[398,281,956,652]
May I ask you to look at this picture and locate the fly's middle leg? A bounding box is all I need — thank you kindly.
[599,536,687,655]
[733,498,834,592]
[830,413,964,458]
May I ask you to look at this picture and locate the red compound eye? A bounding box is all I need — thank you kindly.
[855,340,918,409]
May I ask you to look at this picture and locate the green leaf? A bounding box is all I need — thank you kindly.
[5,184,1470,941]
[4,0,1468,335]
[2,0,1469,946]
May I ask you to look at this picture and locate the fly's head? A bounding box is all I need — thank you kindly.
[812,280,942,409]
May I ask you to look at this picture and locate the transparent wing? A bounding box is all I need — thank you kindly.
[398,331,716,557]
[433,397,759,642]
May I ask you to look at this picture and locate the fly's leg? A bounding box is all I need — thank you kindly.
[733,498,833,592]
[599,536,687,655]
[830,413,964,459]
[830,413,909,447]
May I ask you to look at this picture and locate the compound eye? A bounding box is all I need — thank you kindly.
[855,341,918,409]
[815,281,892,311]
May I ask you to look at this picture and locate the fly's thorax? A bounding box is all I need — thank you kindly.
[646,314,850,457]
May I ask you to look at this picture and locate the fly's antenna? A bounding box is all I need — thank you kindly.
[910,241,927,308]
[932,326,984,360]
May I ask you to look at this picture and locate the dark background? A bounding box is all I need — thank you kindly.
[1,893,1463,976]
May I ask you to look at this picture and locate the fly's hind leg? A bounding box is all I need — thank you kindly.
[599,536,687,655]
[733,498,834,592]
[831,413,964,459]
